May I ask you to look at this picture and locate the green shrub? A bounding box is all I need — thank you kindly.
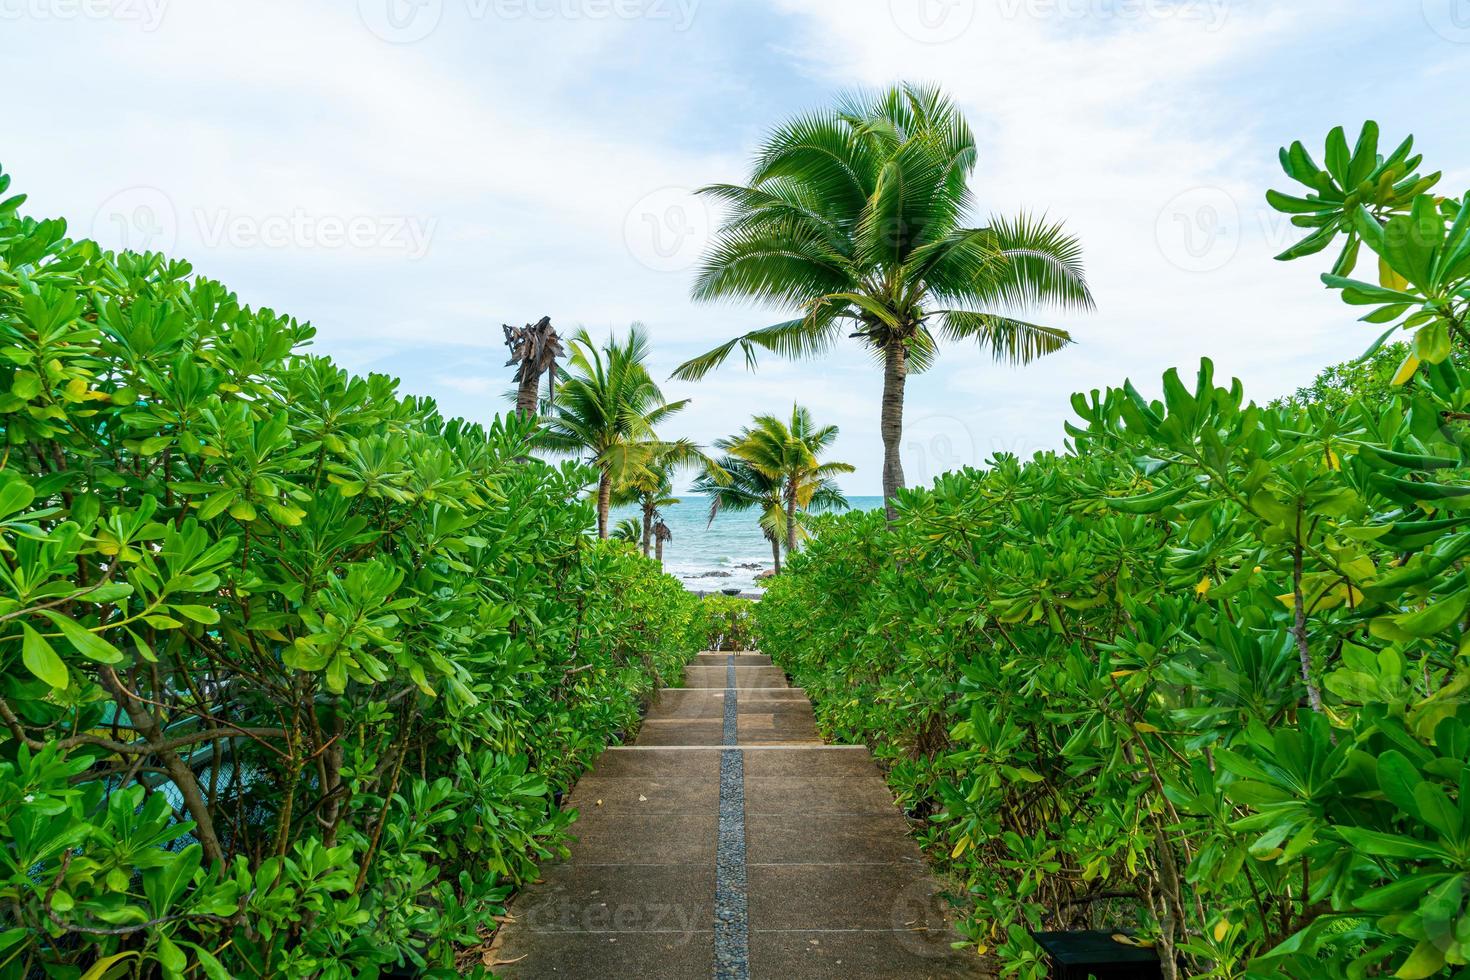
[755,124,1470,979]
[0,174,700,977]
[698,594,756,650]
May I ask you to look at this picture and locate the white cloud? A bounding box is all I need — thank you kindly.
[741,0,1445,488]
[3,0,1466,493]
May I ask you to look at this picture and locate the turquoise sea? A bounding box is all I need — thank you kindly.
[612,495,884,593]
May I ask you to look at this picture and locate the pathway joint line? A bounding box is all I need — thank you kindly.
[714,655,750,980]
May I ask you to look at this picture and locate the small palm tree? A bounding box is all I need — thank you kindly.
[611,517,644,544]
[540,325,690,537]
[691,458,788,573]
[612,441,713,557]
[723,405,854,556]
[673,84,1093,518]
[692,406,851,573]
[653,518,673,565]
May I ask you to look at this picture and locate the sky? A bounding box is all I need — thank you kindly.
[4,0,1469,493]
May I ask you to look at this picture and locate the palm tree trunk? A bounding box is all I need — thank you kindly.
[515,373,540,417]
[642,503,654,557]
[785,483,798,557]
[880,339,908,521]
[597,468,612,538]
[770,535,782,575]
[655,537,664,564]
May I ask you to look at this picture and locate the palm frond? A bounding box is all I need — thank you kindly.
[936,311,1074,365]
[683,84,1090,438]
[963,213,1095,312]
[671,308,845,381]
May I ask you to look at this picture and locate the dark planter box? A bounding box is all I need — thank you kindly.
[1031,931,1163,980]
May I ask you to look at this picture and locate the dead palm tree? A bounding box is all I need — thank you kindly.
[503,315,564,417]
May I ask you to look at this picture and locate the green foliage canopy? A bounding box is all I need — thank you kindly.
[0,173,702,977]
[754,123,1470,979]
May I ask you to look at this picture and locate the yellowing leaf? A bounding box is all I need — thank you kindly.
[1194,576,1211,597]
[951,834,971,859]
[1213,919,1230,942]
[80,953,138,980]
[1379,256,1409,291]
[1391,352,1421,386]
[1394,938,1447,979]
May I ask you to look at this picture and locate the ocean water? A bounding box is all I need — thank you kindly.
[613,495,884,592]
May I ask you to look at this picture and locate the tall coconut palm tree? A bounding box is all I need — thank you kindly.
[672,84,1093,518]
[540,325,690,537]
[723,405,854,556]
[692,407,851,573]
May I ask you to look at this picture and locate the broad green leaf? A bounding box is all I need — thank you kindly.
[20,623,68,689]
[171,604,221,625]
[41,612,123,664]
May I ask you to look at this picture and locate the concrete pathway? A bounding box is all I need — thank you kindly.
[491,652,984,979]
